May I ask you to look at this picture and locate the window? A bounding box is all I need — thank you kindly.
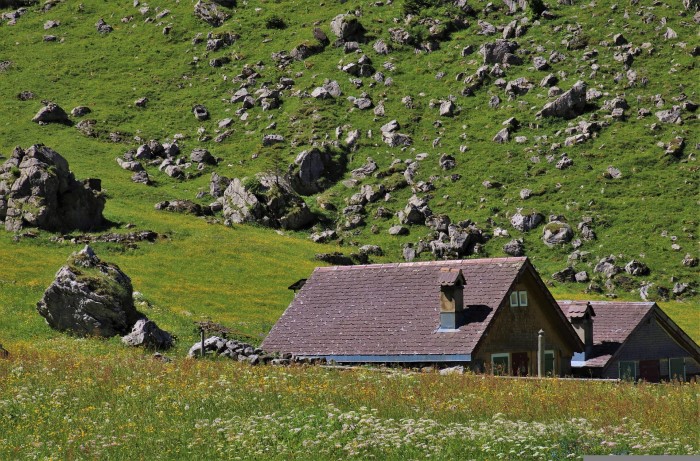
[619,361,638,381]
[544,350,555,376]
[510,290,528,307]
[669,358,685,381]
[491,353,510,376]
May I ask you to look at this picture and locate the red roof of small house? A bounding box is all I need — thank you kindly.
[560,301,700,368]
[263,257,580,360]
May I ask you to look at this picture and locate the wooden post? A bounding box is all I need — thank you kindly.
[537,329,545,377]
[200,327,205,358]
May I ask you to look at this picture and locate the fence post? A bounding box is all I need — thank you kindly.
[200,327,205,358]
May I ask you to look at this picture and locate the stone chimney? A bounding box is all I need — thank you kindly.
[569,302,595,359]
[438,268,466,330]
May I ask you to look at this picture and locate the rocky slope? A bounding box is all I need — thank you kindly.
[0,0,697,302]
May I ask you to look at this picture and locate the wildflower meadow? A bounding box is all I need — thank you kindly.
[1,345,697,460]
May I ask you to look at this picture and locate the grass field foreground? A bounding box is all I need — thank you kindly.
[0,347,698,460]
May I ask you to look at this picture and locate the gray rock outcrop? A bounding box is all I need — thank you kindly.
[0,145,105,232]
[194,0,230,27]
[219,174,315,230]
[542,221,574,246]
[330,14,365,42]
[537,81,588,119]
[510,210,544,232]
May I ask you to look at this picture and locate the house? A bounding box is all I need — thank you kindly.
[262,257,584,376]
[561,301,700,381]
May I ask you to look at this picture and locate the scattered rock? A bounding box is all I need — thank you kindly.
[537,80,588,119]
[193,104,210,121]
[510,211,544,232]
[32,102,71,125]
[95,18,113,34]
[552,267,576,282]
[122,318,174,350]
[71,106,91,117]
[190,148,217,165]
[624,260,650,276]
[594,255,621,278]
[194,0,230,27]
[542,221,574,246]
[503,238,524,256]
[389,225,409,236]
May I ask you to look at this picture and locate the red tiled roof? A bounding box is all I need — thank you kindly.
[560,301,654,367]
[262,257,528,357]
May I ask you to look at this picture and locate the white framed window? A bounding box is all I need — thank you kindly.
[519,291,528,307]
[510,290,528,307]
[619,360,638,380]
[669,357,685,381]
[491,353,510,376]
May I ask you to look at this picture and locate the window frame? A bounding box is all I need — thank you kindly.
[618,360,638,381]
[509,290,528,307]
[518,291,528,307]
[669,357,686,381]
[491,353,510,376]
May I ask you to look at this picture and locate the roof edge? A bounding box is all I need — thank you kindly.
[315,257,528,272]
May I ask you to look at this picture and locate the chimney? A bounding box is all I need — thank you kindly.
[569,302,595,359]
[438,268,466,330]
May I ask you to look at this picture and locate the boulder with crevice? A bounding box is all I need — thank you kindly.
[0,145,105,232]
[37,246,142,337]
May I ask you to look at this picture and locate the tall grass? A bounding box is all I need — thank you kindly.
[1,348,697,460]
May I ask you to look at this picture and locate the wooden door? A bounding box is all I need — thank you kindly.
[639,359,660,382]
[512,352,529,376]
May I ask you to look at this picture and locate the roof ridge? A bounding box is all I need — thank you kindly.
[315,257,528,272]
[559,300,656,306]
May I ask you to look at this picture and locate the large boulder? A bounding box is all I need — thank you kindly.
[37,246,141,337]
[219,174,315,230]
[537,81,588,119]
[330,14,365,42]
[290,147,343,195]
[0,145,105,232]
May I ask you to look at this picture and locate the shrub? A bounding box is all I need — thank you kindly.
[265,15,287,30]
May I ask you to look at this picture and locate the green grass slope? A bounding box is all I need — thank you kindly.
[0,0,698,352]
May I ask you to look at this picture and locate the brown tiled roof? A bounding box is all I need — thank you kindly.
[262,257,529,358]
[560,301,654,367]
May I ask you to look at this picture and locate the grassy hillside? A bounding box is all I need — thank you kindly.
[0,0,697,350]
